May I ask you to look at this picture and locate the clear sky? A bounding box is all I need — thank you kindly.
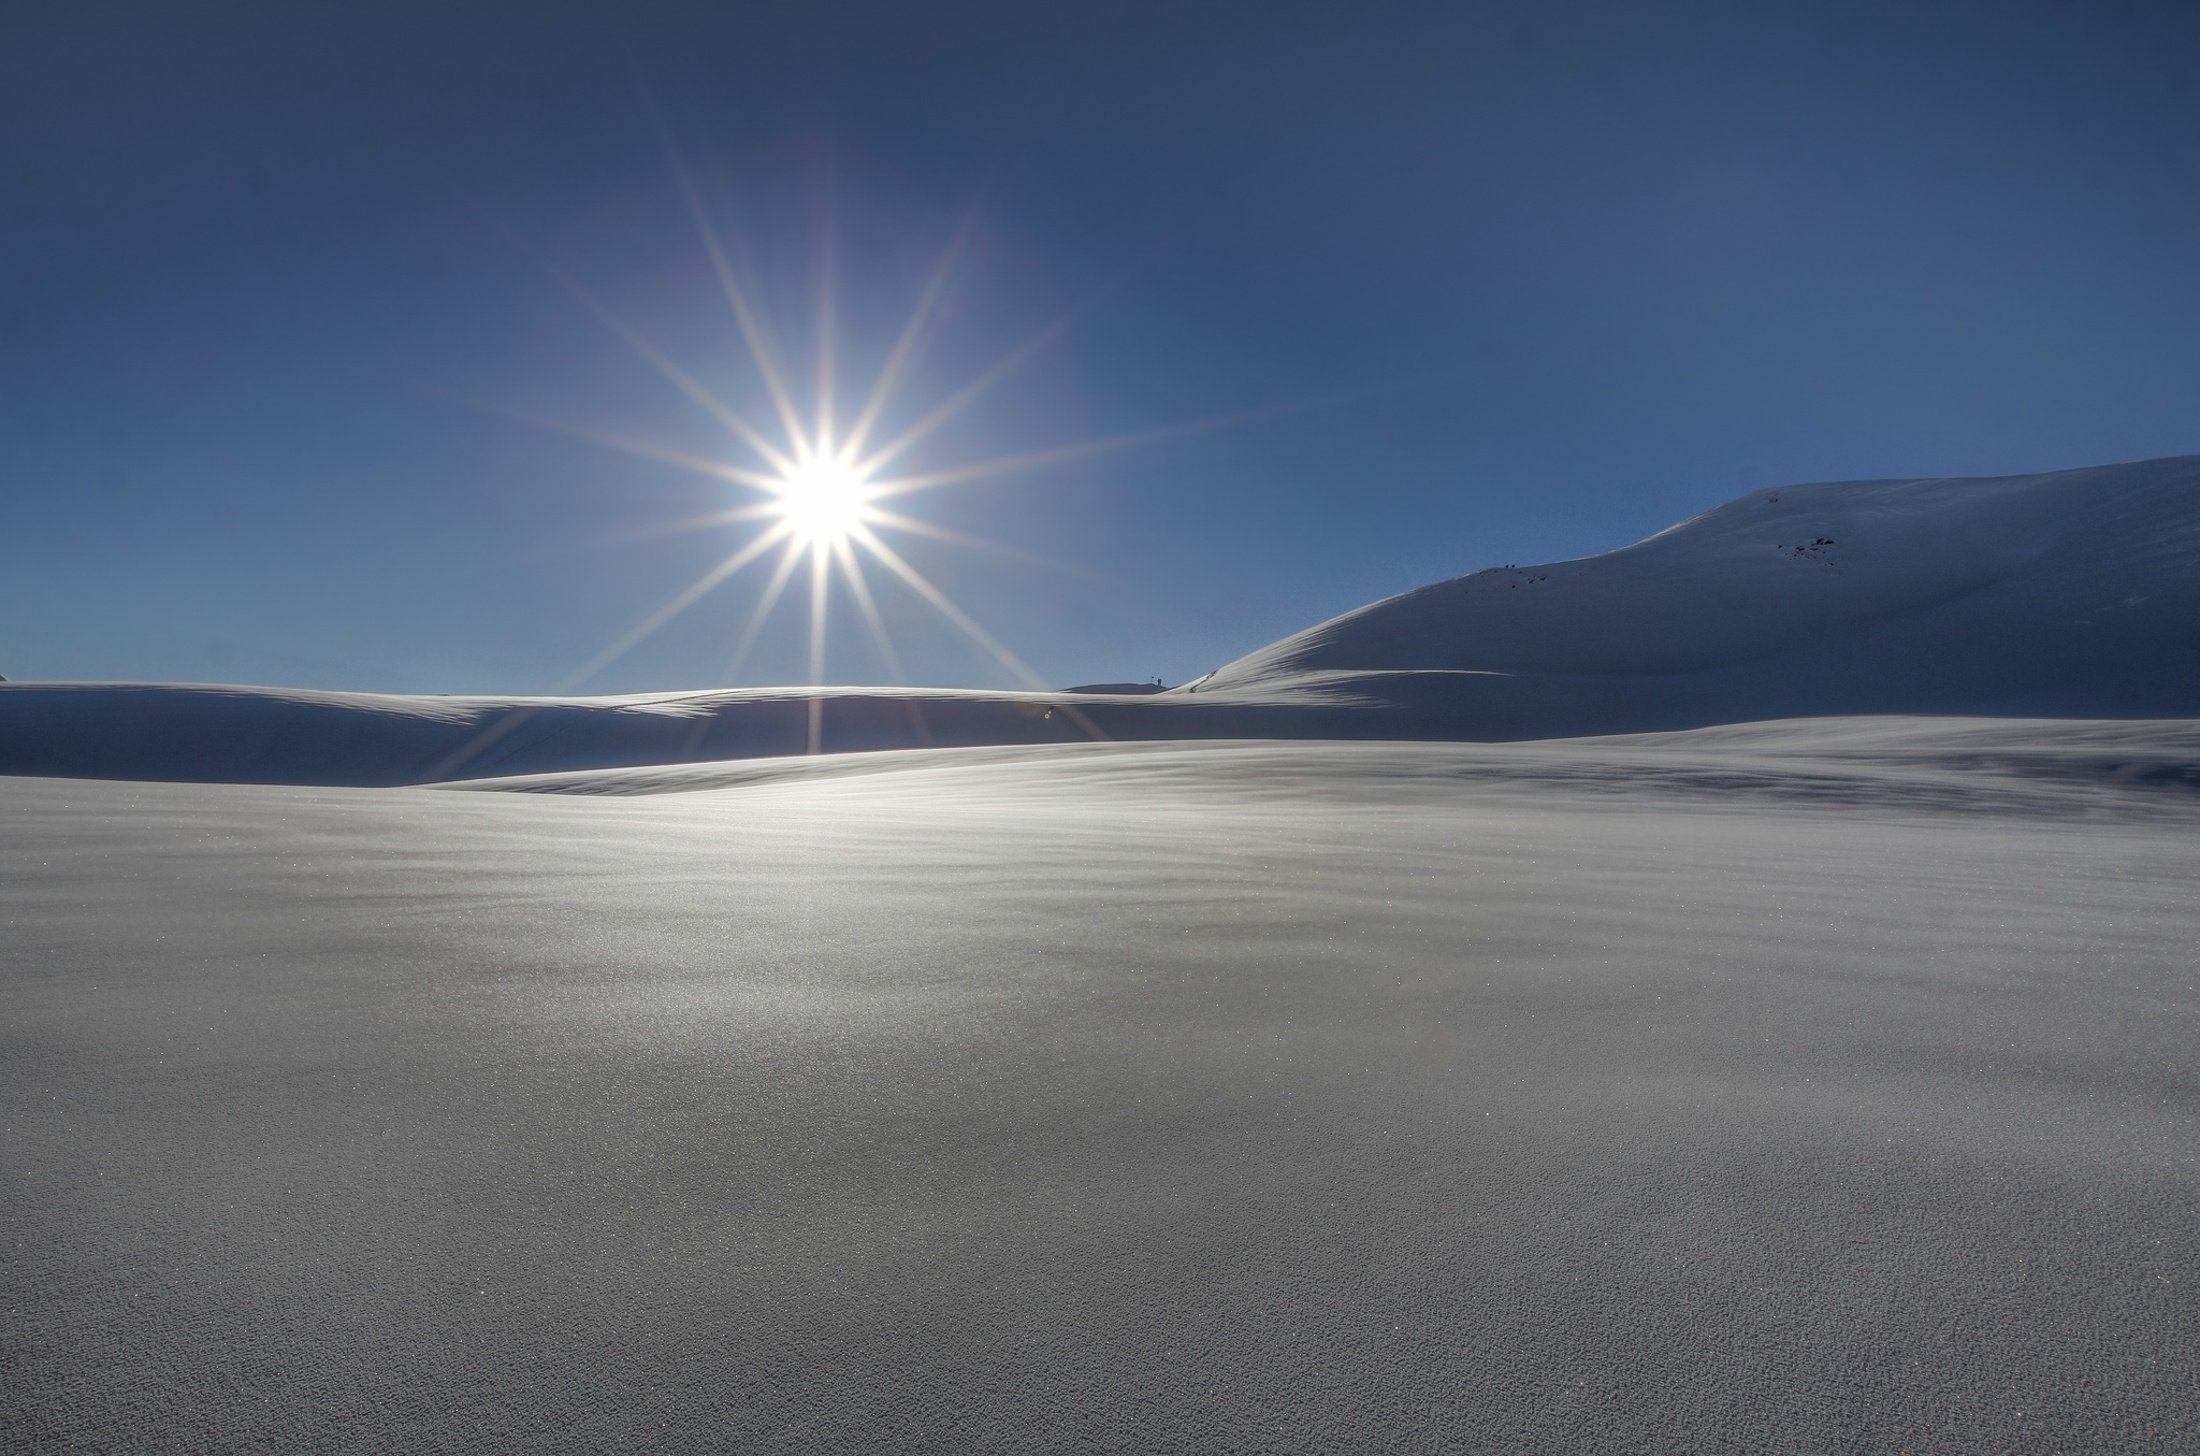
[6,0,2197,693]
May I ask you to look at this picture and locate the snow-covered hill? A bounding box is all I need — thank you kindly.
[2,457,2194,785]
[1193,454,2200,720]
[0,682,1346,786]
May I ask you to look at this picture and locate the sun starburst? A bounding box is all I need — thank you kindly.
[521,125,1324,752]
[769,448,878,551]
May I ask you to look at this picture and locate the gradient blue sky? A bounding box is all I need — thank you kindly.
[6,0,2197,692]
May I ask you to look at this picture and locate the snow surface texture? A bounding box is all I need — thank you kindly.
[5,721,2198,1451]
[5,457,2196,786]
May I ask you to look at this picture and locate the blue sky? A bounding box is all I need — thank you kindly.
[5,0,2197,692]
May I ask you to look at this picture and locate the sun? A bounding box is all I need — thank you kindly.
[771,450,876,550]
[532,121,1289,726]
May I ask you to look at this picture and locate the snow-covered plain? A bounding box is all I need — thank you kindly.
[8,722,2198,1451]
[6,461,2200,1450]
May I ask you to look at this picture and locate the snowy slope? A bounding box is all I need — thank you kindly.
[1194,455,2200,720]
[3,457,2195,786]
[0,681,1366,786]
[6,722,2196,1451]
[444,714,2200,814]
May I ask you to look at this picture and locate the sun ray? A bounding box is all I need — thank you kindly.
[846,523,1050,689]
[848,524,1111,746]
[851,305,1083,478]
[545,267,794,474]
[806,542,832,685]
[805,543,832,751]
[812,175,838,455]
[558,523,792,691]
[484,402,786,491]
[844,536,1109,745]
[865,397,1320,501]
[585,502,784,551]
[859,505,1115,581]
[833,536,907,683]
[840,212,981,461]
[719,536,807,685]
[650,107,811,452]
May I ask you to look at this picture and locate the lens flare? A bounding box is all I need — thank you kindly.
[526,117,1312,717]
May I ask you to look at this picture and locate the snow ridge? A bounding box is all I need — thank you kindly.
[4,457,2196,785]
[1193,455,2200,715]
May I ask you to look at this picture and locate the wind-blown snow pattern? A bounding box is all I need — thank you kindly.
[5,725,2198,1451]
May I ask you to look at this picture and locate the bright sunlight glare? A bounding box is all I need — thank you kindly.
[772,451,877,550]
[525,110,1302,739]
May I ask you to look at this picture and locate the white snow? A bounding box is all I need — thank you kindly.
[5,720,2196,1449]
[5,457,2199,1449]
[1193,454,2200,722]
[6,457,2196,787]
